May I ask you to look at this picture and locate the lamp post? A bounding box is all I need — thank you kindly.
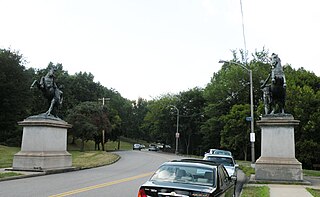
[169,105,179,155]
[98,97,110,151]
[218,60,255,165]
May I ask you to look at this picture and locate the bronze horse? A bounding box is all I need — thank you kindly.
[30,68,63,117]
[261,53,286,114]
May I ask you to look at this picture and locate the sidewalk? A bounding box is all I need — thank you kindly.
[244,175,320,197]
[268,184,313,197]
[244,183,316,197]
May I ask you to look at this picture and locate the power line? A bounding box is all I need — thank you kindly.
[239,0,247,61]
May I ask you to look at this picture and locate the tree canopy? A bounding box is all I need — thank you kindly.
[1,47,319,169]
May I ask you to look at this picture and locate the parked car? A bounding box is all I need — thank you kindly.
[148,144,159,151]
[140,144,146,149]
[203,154,238,177]
[138,159,236,197]
[133,144,142,150]
[204,149,232,157]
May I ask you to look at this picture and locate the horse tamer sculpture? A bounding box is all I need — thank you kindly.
[30,67,63,117]
[261,53,286,114]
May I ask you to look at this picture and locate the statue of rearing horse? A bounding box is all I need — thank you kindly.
[30,67,63,117]
[261,53,286,114]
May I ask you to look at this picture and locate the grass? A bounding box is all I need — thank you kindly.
[306,188,320,197]
[236,160,255,177]
[241,186,270,197]
[0,139,130,179]
[0,172,23,179]
[67,137,135,151]
[71,150,119,169]
[303,169,320,177]
[0,145,20,168]
[236,160,320,178]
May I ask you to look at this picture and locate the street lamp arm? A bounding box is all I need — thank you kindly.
[218,60,249,72]
[218,59,255,165]
[168,105,179,114]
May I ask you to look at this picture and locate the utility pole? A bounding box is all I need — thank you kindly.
[169,105,179,155]
[98,97,110,151]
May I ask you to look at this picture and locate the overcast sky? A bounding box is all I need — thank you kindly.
[1,0,319,100]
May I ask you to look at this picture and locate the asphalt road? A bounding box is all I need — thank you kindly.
[0,150,181,197]
[0,150,245,197]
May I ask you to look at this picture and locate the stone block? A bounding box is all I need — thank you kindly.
[13,118,72,171]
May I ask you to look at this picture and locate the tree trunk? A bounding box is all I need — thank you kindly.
[81,139,85,152]
[185,132,192,156]
[243,145,247,161]
[117,138,121,150]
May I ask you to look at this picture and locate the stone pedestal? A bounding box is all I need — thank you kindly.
[255,114,303,181]
[13,117,72,171]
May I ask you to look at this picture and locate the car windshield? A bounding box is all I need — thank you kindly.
[150,164,216,187]
[205,156,234,167]
[214,150,231,156]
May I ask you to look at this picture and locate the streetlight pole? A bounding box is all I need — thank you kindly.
[219,60,255,165]
[98,97,110,151]
[169,105,179,155]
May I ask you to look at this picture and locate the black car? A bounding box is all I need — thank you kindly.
[138,159,236,197]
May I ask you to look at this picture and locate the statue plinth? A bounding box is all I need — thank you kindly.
[12,117,73,171]
[255,114,303,181]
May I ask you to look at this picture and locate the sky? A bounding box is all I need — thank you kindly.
[1,0,319,100]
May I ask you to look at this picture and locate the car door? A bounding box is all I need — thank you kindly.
[217,166,235,197]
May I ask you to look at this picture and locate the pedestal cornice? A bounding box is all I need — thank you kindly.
[18,118,72,129]
[257,114,300,126]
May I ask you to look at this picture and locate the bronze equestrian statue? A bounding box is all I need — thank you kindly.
[30,67,63,117]
[261,53,286,114]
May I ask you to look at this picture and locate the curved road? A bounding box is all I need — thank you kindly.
[0,150,244,197]
[0,150,181,197]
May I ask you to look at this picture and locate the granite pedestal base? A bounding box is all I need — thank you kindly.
[255,114,303,182]
[13,117,72,171]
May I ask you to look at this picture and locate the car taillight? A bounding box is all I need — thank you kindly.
[138,188,147,197]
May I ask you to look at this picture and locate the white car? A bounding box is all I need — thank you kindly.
[204,149,232,157]
[203,154,238,177]
[133,144,141,150]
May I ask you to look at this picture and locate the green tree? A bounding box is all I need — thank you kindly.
[142,94,177,145]
[66,101,110,151]
[177,87,205,155]
[202,49,270,158]
[0,49,34,146]
[284,67,320,168]
[126,97,149,139]
[221,104,251,160]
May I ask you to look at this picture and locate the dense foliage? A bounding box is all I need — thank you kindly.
[1,48,319,169]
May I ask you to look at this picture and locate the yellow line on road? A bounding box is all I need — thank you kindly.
[49,172,154,197]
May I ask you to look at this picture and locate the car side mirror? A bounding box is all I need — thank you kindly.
[235,164,239,168]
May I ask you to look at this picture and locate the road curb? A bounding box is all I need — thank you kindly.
[0,153,121,182]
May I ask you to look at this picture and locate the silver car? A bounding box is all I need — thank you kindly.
[204,149,232,157]
[133,144,142,150]
[203,154,238,177]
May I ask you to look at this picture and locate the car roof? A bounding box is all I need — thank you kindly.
[204,154,234,159]
[208,149,231,153]
[166,159,221,169]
